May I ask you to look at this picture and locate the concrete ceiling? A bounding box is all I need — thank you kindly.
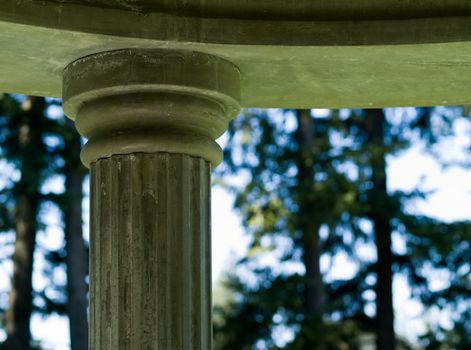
[1,0,471,108]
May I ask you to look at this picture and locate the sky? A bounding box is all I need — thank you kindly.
[0,109,469,349]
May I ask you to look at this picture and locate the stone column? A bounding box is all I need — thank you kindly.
[62,49,240,349]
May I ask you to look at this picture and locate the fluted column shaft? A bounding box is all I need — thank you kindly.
[91,153,211,349]
[62,49,241,349]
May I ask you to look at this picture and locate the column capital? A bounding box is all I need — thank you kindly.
[63,49,241,167]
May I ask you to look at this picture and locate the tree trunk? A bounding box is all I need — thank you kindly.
[63,118,89,350]
[295,109,326,348]
[301,231,325,318]
[364,109,396,350]
[3,97,45,350]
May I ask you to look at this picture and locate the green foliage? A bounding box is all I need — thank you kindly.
[0,95,59,347]
[214,107,470,349]
[0,95,88,345]
[418,309,471,349]
[215,109,372,349]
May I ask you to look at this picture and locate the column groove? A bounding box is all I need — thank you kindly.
[90,153,211,349]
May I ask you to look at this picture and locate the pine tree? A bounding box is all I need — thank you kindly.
[61,117,88,350]
[0,95,89,349]
[214,109,367,349]
[37,104,89,350]
[364,109,396,350]
[358,108,470,349]
[294,110,327,349]
[214,107,470,349]
[0,96,49,350]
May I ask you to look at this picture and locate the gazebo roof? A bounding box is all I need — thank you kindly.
[1,0,471,108]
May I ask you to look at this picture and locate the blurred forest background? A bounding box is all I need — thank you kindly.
[0,94,469,349]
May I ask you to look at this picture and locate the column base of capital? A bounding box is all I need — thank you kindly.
[63,48,241,167]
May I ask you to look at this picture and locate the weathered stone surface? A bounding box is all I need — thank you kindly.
[62,49,240,166]
[90,153,212,349]
[38,0,471,20]
[64,49,240,349]
[2,1,471,107]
